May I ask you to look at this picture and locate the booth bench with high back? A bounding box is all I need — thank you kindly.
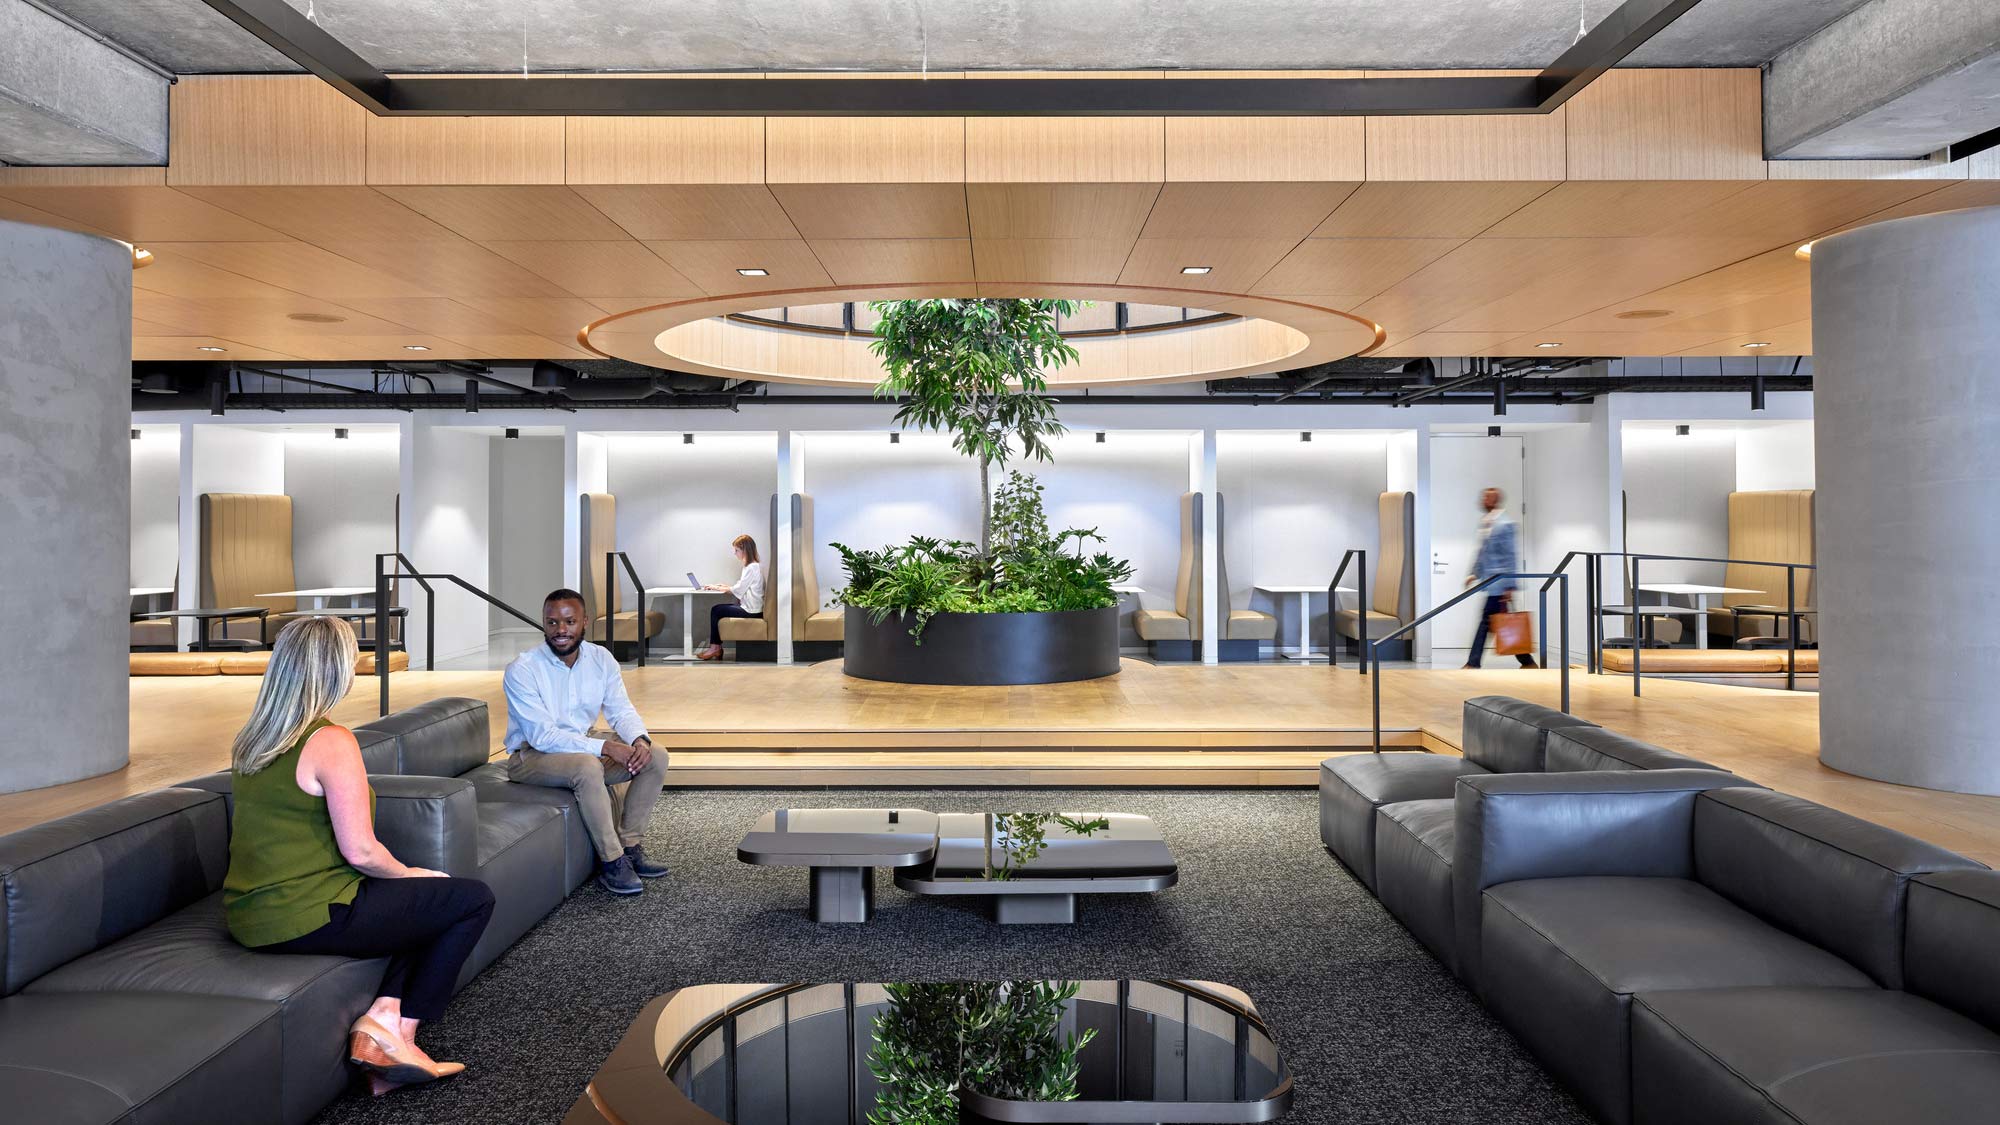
[0,698,599,1124]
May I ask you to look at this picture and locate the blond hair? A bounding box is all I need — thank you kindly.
[230,616,359,775]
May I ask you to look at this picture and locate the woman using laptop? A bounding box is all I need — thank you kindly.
[696,533,763,660]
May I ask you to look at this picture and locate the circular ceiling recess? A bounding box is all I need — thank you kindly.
[578,285,1385,389]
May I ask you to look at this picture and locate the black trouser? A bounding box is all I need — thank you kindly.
[1466,592,1535,668]
[708,601,753,644]
[261,876,495,1021]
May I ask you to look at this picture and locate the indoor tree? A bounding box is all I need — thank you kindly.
[869,298,1082,557]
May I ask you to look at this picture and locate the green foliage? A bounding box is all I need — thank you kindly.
[870,298,1082,554]
[867,981,1096,1125]
[987,813,1112,881]
[830,470,1135,641]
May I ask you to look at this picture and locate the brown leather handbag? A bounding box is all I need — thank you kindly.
[1488,609,1534,656]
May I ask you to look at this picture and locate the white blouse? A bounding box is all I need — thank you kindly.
[730,561,765,614]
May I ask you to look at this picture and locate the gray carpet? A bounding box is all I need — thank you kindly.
[312,788,1588,1125]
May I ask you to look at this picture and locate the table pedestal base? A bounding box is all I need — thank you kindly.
[808,866,874,923]
[994,892,1076,925]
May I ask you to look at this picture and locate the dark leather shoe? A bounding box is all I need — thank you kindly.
[625,844,670,879]
[598,855,643,895]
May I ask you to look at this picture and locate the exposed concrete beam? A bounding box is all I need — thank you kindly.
[1766,0,2000,159]
[0,0,168,165]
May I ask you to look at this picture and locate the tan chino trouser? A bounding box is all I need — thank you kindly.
[506,745,669,863]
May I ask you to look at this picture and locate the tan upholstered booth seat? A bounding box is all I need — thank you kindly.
[718,495,781,646]
[1335,492,1417,643]
[1333,608,1402,640]
[1134,608,1192,641]
[1600,648,1817,674]
[801,608,845,642]
[1226,609,1278,641]
[129,651,408,676]
[718,612,770,642]
[130,618,177,648]
[588,611,667,644]
[1707,606,1816,645]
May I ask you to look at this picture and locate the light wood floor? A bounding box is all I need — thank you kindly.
[8,659,1999,864]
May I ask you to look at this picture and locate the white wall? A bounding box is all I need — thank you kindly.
[1736,421,1816,491]
[489,435,565,633]
[185,426,285,643]
[803,432,983,601]
[1621,425,1736,585]
[1035,431,1192,646]
[404,423,491,663]
[283,431,399,589]
[607,432,774,639]
[1217,431,1388,649]
[130,426,180,589]
[1522,422,1614,659]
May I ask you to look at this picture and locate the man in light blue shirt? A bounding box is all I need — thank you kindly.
[503,588,669,896]
[1464,487,1538,669]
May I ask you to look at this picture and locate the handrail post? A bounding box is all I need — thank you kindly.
[422,557,434,671]
[375,552,390,716]
[1356,549,1368,675]
[1785,566,1798,692]
[1537,584,1549,671]
[605,550,616,663]
[1559,573,1571,712]
[1629,557,1642,697]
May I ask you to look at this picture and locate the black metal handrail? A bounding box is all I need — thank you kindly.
[1327,548,1368,674]
[1366,571,1571,753]
[1581,550,1816,695]
[373,552,540,715]
[605,550,650,669]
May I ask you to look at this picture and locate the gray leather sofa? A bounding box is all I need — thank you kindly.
[1456,770,1991,1125]
[0,697,600,1124]
[1319,696,1727,980]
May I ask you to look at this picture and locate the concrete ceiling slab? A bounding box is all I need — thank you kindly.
[30,0,1887,76]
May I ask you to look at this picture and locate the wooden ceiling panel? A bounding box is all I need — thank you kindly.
[563,117,766,185]
[1254,238,1465,297]
[1550,289,1811,335]
[1663,179,1956,244]
[1372,330,1523,357]
[1139,182,1360,240]
[313,239,574,298]
[131,251,305,299]
[768,183,970,239]
[569,184,801,241]
[483,240,701,299]
[970,239,1137,284]
[167,76,367,187]
[1482,181,1761,238]
[374,185,631,241]
[1118,237,1300,291]
[1564,69,1766,181]
[1670,320,1813,356]
[224,334,486,360]
[1811,179,2000,235]
[332,298,519,337]
[966,183,1162,239]
[1355,291,1504,343]
[1430,237,1778,333]
[642,239,834,293]
[448,334,596,359]
[1362,72,1568,182]
[131,293,421,336]
[366,116,566,185]
[145,241,448,299]
[806,239,977,286]
[966,118,1165,182]
[1164,116,1366,182]
[765,118,965,183]
[131,336,302,361]
[0,196,104,237]
[1383,237,1600,296]
[1488,330,1743,356]
[1311,181,1558,239]
[173,186,459,243]
[450,297,614,340]
[0,185,288,242]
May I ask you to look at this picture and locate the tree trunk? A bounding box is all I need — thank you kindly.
[979,455,992,557]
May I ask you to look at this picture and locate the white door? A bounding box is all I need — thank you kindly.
[1429,435,1525,665]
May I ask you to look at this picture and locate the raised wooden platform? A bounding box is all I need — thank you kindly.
[1600,648,1819,674]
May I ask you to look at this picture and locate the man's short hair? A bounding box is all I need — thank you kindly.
[543,588,586,610]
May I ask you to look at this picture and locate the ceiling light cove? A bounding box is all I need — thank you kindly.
[1536,341,1564,348]
[403,344,430,351]
[737,268,769,277]
[1180,266,1213,275]
[1740,342,1772,348]
[196,345,227,352]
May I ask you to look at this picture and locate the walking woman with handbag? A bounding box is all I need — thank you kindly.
[1463,486,1540,669]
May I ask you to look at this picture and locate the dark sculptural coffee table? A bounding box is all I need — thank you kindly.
[566,979,1292,1123]
[737,808,1177,924]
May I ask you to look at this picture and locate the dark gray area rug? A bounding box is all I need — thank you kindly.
[312,787,1586,1125]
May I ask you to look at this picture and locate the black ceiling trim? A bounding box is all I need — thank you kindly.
[1948,123,2000,164]
[197,0,1704,117]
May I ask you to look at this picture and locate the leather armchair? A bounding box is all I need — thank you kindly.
[370,775,481,876]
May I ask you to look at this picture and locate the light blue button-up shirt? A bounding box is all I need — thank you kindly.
[1473,510,1522,592]
[501,640,648,755]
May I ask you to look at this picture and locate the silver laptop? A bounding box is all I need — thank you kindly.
[686,571,701,589]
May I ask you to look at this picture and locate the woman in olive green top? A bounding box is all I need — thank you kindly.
[225,616,494,1097]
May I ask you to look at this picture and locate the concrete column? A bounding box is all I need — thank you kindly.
[1815,206,2000,794]
[0,220,131,793]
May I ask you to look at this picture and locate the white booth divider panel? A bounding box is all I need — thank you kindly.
[1622,424,1736,586]
[490,435,565,633]
[283,431,399,592]
[607,432,775,641]
[130,426,180,590]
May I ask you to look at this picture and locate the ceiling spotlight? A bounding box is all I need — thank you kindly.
[334,428,350,440]
[403,344,430,352]
[504,427,520,440]
[1795,242,1815,261]
[736,268,769,277]
[1300,431,1313,443]
[889,432,901,445]
[1180,266,1212,275]
[1740,341,1772,349]
[196,345,226,353]
[683,433,694,445]
[1095,431,1106,443]
[1676,425,1691,437]
[1535,341,1563,349]
[1487,425,1502,438]
[131,428,141,441]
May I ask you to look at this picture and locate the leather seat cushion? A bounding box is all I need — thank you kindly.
[466,802,567,985]
[1225,609,1277,640]
[1480,876,1876,1125]
[462,762,594,890]
[1461,695,1597,774]
[1374,798,1460,975]
[1632,987,2000,1125]
[588,611,665,642]
[1318,754,1488,891]
[1134,609,1191,641]
[0,992,283,1125]
[130,618,176,648]
[26,892,385,1124]
[802,609,845,641]
[718,614,771,642]
[129,652,223,675]
[1333,607,1401,639]
[355,696,490,778]
[1544,726,1725,773]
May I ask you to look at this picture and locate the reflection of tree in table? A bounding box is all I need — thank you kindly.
[984,813,1111,881]
[867,981,1096,1125]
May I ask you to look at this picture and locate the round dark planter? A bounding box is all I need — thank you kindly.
[842,604,1120,686]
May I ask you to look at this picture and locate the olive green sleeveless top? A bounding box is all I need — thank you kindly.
[224,718,373,947]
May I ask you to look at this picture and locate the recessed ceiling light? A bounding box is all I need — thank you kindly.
[889,432,901,445]
[1614,309,1673,321]
[504,428,520,440]
[737,268,769,277]
[1536,341,1563,348]
[286,312,345,324]
[1795,242,1815,261]
[196,345,227,352]
[1095,431,1106,443]
[334,428,350,440]
[403,344,430,351]
[683,432,694,444]
[131,428,141,441]
[1676,425,1691,437]
[1180,266,1212,275]
[1300,431,1313,443]
[1487,425,1502,437]
[1740,342,1772,348]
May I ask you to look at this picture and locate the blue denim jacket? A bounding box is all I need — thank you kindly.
[1473,512,1521,592]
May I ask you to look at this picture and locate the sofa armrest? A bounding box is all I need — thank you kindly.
[372,775,480,877]
[1452,769,1760,990]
